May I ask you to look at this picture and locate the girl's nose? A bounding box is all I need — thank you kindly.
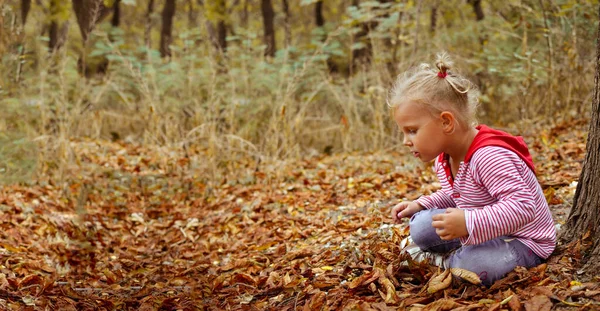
[403,135,412,146]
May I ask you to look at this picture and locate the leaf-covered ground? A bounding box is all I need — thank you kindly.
[1,118,598,310]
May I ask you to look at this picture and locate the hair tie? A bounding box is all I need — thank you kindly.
[437,71,447,78]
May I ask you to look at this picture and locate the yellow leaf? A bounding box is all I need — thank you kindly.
[427,269,452,294]
[378,277,398,304]
[320,266,334,271]
[450,268,481,285]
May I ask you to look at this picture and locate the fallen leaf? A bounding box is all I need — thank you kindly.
[304,291,326,311]
[423,298,462,311]
[524,295,552,311]
[450,268,481,285]
[427,269,452,294]
[347,269,381,289]
[377,276,398,304]
[504,289,521,311]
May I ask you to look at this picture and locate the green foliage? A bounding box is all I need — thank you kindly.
[49,0,71,22]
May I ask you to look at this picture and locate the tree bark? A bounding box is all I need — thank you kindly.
[145,0,154,49]
[72,0,110,43]
[49,21,69,52]
[468,0,484,21]
[49,0,69,52]
[242,0,249,29]
[216,19,227,53]
[204,0,227,53]
[412,0,422,57]
[282,0,291,48]
[21,0,31,26]
[187,0,198,28]
[430,4,438,34]
[559,4,600,275]
[315,0,325,28]
[261,0,276,57]
[314,0,337,72]
[160,0,176,58]
[111,0,121,27]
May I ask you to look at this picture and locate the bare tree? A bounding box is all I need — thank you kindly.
[72,0,111,43]
[282,0,291,48]
[72,0,112,75]
[21,0,31,25]
[160,0,176,58]
[203,0,227,53]
[430,2,438,34]
[261,0,275,57]
[468,0,484,21]
[315,0,324,27]
[49,0,70,52]
[559,5,600,276]
[111,0,121,27]
[145,0,154,49]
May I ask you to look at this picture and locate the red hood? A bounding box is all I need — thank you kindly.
[438,125,536,186]
[465,125,535,173]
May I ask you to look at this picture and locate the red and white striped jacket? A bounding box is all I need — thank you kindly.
[415,126,556,259]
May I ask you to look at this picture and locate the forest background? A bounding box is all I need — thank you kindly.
[0,0,597,185]
[0,0,599,309]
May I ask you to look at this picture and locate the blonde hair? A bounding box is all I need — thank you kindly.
[387,52,480,128]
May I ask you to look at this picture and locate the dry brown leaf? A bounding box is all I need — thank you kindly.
[303,291,326,311]
[452,304,485,311]
[504,289,521,311]
[524,295,552,311]
[450,268,481,285]
[55,297,78,311]
[347,269,381,289]
[266,271,281,288]
[530,285,555,298]
[378,276,398,304]
[423,298,463,311]
[233,273,256,286]
[427,269,452,294]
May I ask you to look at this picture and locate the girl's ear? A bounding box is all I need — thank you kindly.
[439,111,455,134]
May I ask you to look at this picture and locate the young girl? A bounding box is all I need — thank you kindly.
[389,53,556,286]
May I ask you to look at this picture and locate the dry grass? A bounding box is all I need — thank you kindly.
[0,1,596,185]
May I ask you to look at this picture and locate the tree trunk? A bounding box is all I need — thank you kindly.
[49,0,69,52]
[72,0,111,75]
[145,0,154,49]
[111,0,121,27]
[21,0,31,26]
[72,0,110,43]
[314,0,337,72]
[160,0,176,58]
[242,0,249,29]
[430,4,438,34]
[468,0,484,21]
[261,0,275,57]
[204,0,227,53]
[412,0,422,57]
[282,0,291,48]
[315,0,325,27]
[559,5,600,275]
[49,21,69,52]
[187,0,198,28]
[216,19,227,53]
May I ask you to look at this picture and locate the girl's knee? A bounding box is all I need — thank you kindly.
[409,210,434,247]
[408,209,459,252]
[447,241,523,286]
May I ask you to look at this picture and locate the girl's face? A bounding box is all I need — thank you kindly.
[393,101,448,162]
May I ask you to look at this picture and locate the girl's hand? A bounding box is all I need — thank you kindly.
[391,201,424,223]
[431,208,468,240]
